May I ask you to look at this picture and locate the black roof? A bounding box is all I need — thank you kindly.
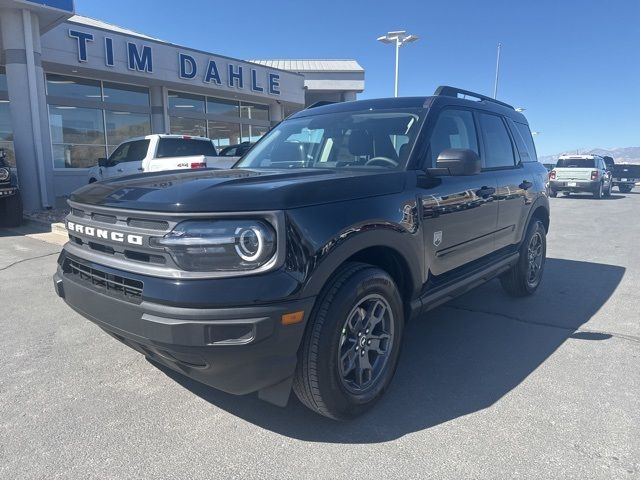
[291,86,528,124]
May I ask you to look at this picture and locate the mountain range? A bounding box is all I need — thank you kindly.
[539,147,640,164]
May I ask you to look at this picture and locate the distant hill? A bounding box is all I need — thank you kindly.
[539,147,640,165]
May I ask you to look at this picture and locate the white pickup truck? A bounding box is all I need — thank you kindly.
[87,134,236,183]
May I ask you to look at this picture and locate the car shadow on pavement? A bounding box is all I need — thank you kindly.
[152,257,625,443]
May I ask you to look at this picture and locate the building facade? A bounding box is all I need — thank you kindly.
[0,0,364,210]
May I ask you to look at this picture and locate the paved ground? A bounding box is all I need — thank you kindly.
[1,191,638,479]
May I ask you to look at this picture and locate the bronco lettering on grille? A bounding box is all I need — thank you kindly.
[67,221,143,246]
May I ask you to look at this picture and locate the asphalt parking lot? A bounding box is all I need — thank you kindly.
[1,191,638,479]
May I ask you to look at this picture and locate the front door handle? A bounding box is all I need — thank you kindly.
[475,186,496,198]
[519,180,533,190]
[137,167,144,171]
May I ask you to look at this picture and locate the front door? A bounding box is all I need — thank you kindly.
[419,108,499,277]
[101,139,149,179]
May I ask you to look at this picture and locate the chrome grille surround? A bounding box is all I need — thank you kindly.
[63,200,286,279]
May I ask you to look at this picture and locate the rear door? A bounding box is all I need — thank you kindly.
[419,107,499,276]
[478,113,529,250]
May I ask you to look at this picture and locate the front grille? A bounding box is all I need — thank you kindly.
[128,218,169,230]
[64,257,143,303]
[92,213,117,224]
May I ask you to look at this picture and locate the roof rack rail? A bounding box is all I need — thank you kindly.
[305,101,336,109]
[434,86,514,110]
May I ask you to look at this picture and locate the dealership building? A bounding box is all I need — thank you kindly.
[0,0,365,211]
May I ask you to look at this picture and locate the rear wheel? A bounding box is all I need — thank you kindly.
[593,181,603,199]
[0,192,23,227]
[619,185,632,193]
[549,190,558,198]
[293,262,404,420]
[604,181,612,197]
[500,219,546,297]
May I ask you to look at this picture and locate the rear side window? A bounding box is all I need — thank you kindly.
[479,113,515,168]
[512,121,538,163]
[556,158,595,168]
[427,109,478,166]
[108,140,150,164]
[157,138,217,158]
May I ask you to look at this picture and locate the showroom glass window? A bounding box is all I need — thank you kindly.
[46,74,151,168]
[0,66,15,167]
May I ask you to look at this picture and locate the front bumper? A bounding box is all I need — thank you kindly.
[53,255,315,404]
[549,179,599,192]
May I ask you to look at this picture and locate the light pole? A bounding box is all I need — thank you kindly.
[377,30,419,97]
[493,42,502,99]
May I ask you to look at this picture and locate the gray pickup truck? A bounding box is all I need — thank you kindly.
[548,155,612,198]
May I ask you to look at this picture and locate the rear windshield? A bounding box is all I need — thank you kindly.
[556,158,595,168]
[156,138,217,158]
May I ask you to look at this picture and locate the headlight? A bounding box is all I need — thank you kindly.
[153,220,277,272]
[0,167,9,182]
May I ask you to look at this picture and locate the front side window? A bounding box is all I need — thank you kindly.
[237,109,425,170]
[479,113,515,168]
[427,109,478,166]
[108,139,149,164]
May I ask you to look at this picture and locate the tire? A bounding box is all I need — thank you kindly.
[293,262,404,420]
[593,181,603,199]
[618,185,632,193]
[0,191,23,227]
[604,181,612,197]
[500,219,546,297]
[549,190,558,198]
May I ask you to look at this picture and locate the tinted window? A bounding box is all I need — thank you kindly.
[479,114,515,168]
[156,138,217,158]
[556,158,595,168]
[219,146,238,156]
[108,140,149,164]
[513,122,538,162]
[103,82,150,106]
[428,109,478,166]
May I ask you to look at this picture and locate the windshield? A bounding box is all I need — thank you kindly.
[556,158,595,168]
[236,109,425,170]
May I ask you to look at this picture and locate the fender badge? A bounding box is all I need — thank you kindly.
[434,231,442,247]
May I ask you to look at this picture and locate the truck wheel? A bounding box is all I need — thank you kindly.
[0,191,23,227]
[604,181,612,197]
[293,262,404,420]
[593,182,603,199]
[549,190,557,198]
[619,185,632,193]
[500,219,546,297]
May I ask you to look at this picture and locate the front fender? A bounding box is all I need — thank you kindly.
[284,193,424,300]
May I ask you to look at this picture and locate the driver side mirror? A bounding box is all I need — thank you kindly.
[97,158,109,168]
[429,148,481,176]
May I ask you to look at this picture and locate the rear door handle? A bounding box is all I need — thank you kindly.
[476,186,496,198]
[519,180,533,190]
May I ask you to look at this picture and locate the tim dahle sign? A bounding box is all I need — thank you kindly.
[68,29,281,95]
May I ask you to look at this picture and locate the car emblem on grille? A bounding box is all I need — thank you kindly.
[66,221,144,245]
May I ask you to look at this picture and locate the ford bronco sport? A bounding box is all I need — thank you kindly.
[54,87,550,420]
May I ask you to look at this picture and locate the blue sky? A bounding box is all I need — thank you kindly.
[75,0,640,156]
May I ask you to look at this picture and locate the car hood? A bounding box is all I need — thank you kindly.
[70,168,407,212]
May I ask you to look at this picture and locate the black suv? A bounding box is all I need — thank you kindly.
[54,87,550,420]
[0,149,22,227]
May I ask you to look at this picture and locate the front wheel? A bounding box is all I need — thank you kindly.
[293,262,404,420]
[500,219,546,297]
[549,189,558,198]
